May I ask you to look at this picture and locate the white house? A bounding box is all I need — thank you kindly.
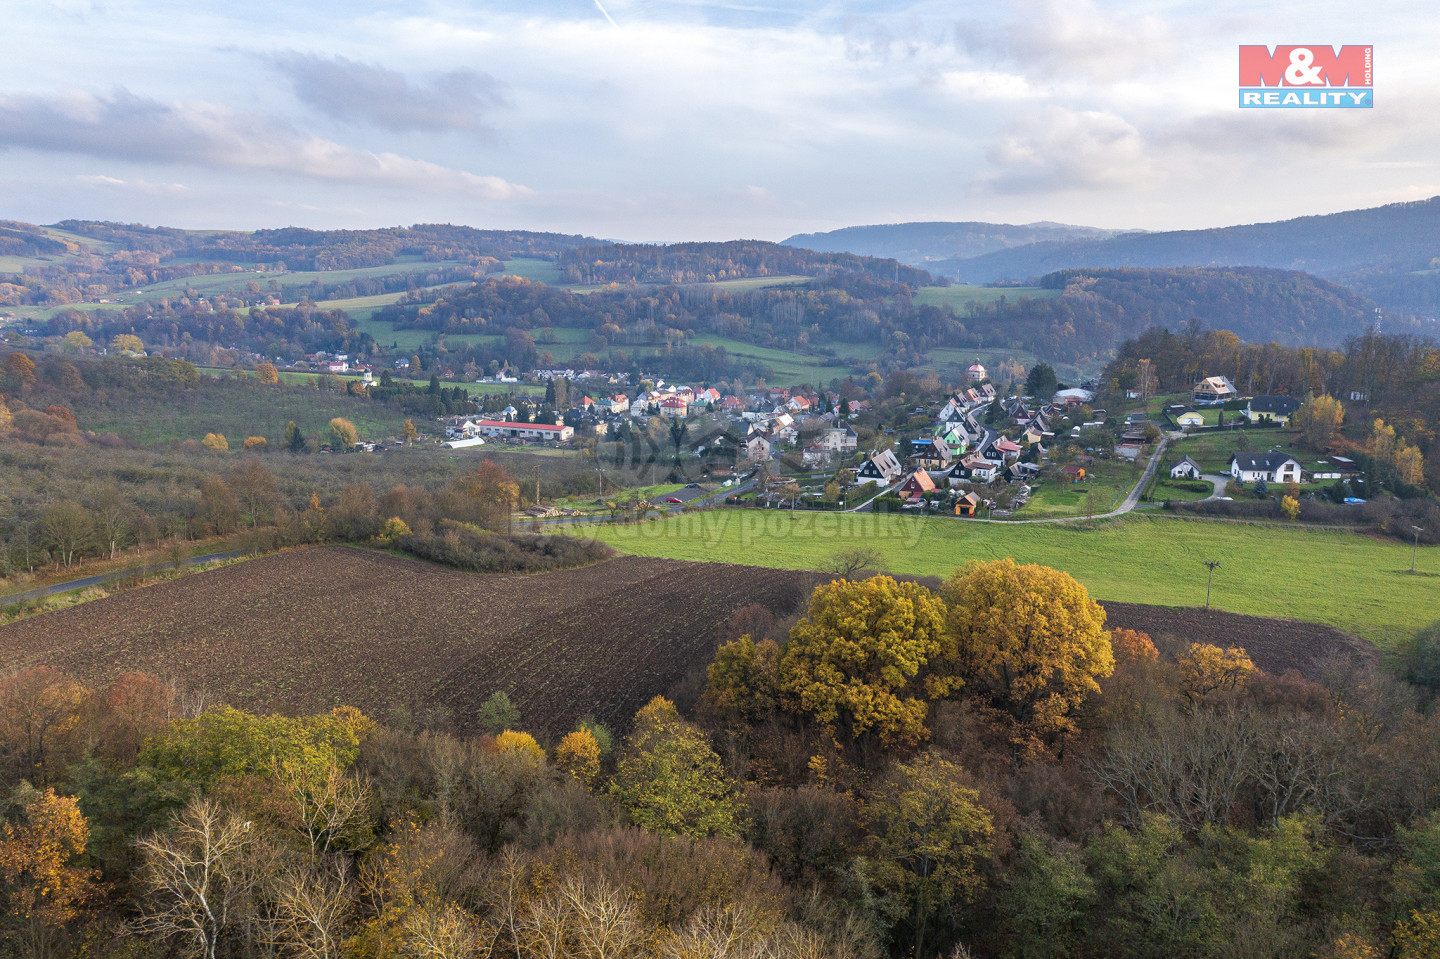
[1229,451,1302,484]
[1170,456,1203,480]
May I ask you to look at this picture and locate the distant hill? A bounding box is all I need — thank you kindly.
[924,197,1440,289]
[780,221,1129,265]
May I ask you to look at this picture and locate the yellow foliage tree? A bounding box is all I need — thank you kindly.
[0,788,97,926]
[495,729,545,763]
[1396,442,1426,486]
[777,576,948,749]
[255,362,279,385]
[704,634,780,724]
[0,396,11,432]
[329,417,358,448]
[1370,419,1397,462]
[611,696,745,839]
[940,559,1113,744]
[1175,642,1256,703]
[403,419,419,443]
[1110,628,1159,668]
[61,331,93,353]
[555,729,602,786]
[111,333,144,355]
[201,432,229,451]
[1295,394,1344,448]
[243,435,267,450]
[1281,494,1300,520]
[374,517,411,546]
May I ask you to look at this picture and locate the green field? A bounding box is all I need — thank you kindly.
[587,511,1437,647]
[914,285,1060,310]
[694,275,813,293]
[266,369,543,398]
[501,258,562,284]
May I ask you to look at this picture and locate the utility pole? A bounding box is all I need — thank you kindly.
[1413,526,1425,574]
[1203,560,1221,609]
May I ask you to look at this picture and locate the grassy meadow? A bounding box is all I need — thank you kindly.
[914,285,1060,309]
[586,511,1438,647]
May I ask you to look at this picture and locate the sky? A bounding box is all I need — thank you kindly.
[1,0,1436,242]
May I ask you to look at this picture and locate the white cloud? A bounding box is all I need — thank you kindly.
[0,89,528,200]
[76,173,189,193]
[983,107,1153,193]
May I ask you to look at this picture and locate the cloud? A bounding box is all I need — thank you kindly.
[76,174,189,194]
[983,106,1152,193]
[0,89,527,199]
[267,52,505,133]
[958,0,1178,84]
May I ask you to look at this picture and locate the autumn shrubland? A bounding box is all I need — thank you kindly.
[6,561,1440,958]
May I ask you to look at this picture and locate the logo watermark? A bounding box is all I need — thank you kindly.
[1238,45,1372,108]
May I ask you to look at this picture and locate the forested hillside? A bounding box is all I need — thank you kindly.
[782,220,1126,265]
[917,197,1440,323]
[556,239,933,286]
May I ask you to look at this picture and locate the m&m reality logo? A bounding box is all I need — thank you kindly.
[1238,45,1373,108]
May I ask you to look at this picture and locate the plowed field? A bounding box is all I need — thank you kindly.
[0,547,822,737]
[0,548,1375,736]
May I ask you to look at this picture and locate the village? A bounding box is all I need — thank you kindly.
[426,359,1363,523]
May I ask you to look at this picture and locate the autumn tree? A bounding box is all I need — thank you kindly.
[61,331,93,353]
[863,752,994,959]
[199,475,241,534]
[403,418,419,443]
[0,667,89,787]
[1175,643,1255,704]
[0,787,97,940]
[1281,494,1301,520]
[283,421,309,453]
[329,417,358,449]
[1295,394,1344,448]
[495,730,545,763]
[778,576,949,749]
[201,432,229,452]
[41,501,92,568]
[112,333,145,355]
[255,362,279,385]
[228,459,279,529]
[611,696,745,840]
[555,729,602,787]
[3,352,36,392]
[704,634,780,724]
[939,559,1114,747]
[465,459,520,535]
[242,435,267,450]
[0,396,11,432]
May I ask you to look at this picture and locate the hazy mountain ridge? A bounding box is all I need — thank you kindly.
[781,220,1129,264]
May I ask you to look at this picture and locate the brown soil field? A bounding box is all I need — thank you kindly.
[0,547,822,737]
[1100,600,1379,677]
[0,548,1377,737]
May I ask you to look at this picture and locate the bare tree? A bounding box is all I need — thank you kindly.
[278,760,371,866]
[132,798,255,959]
[824,547,883,580]
[268,858,354,959]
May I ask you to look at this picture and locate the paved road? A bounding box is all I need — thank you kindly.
[1201,473,1230,501]
[0,552,243,606]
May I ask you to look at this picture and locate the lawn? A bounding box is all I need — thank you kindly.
[1174,430,1295,475]
[267,369,543,398]
[587,511,1437,647]
[688,335,852,386]
[1014,460,1140,518]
